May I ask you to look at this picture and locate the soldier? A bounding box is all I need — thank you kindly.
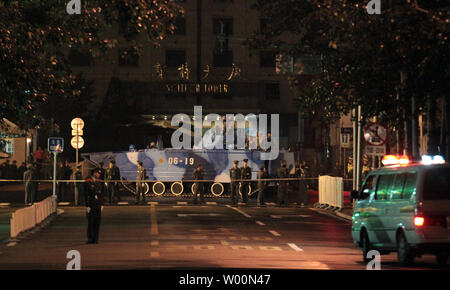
[23,164,37,204]
[105,160,121,204]
[240,158,252,204]
[229,160,240,207]
[74,165,85,206]
[294,161,307,207]
[136,161,147,204]
[257,164,268,207]
[193,163,205,204]
[85,169,103,244]
[97,162,106,199]
[56,162,66,201]
[277,160,289,207]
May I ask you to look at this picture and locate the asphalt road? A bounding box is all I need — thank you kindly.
[0,202,448,270]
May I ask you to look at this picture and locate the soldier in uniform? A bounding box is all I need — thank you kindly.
[105,160,121,204]
[257,164,268,207]
[74,165,85,206]
[277,160,289,207]
[86,169,103,244]
[136,161,147,204]
[294,161,307,207]
[229,160,240,207]
[240,158,252,204]
[23,164,37,204]
[97,162,106,199]
[193,163,205,204]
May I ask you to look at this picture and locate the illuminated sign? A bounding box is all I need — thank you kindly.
[165,83,229,94]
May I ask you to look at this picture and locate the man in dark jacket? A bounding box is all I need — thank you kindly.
[105,160,121,204]
[257,164,268,207]
[193,163,205,204]
[277,160,289,207]
[135,161,147,204]
[86,169,103,244]
[229,160,240,207]
[240,159,252,204]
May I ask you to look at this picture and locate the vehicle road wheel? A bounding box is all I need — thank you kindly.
[436,253,448,265]
[397,231,414,266]
[361,230,371,263]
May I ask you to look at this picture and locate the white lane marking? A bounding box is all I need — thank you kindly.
[287,243,304,252]
[269,230,281,237]
[265,202,276,206]
[0,203,11,206]
[206,202,217,205]
[177,213,223,217]
[6,242,16,247]
[57,202,70,206]
[226,205,251,218]
[177,202,188,205]
[147,202,159,205]
[117,202,128,205]
[270,215,312,219]
[256,221,266,226]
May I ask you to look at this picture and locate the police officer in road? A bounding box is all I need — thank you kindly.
[257,164,268,207]
[105,160,121,204]
[229,160,240,207]
[136,161,148,204]
[277,160,289,207]
[193,163,205,204]
[86,169,103,244]
[240,158,252,204]
[74,164,85,206]
[294,161,307,207]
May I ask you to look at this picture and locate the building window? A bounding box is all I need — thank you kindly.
[165,50,186,67]
[68,48,92,66]
[260,51,277,68]
[265,83,280,100]
[173,17,186,35]
[213,18,233,36]
[118,48,139,67]
[213,50,233,67]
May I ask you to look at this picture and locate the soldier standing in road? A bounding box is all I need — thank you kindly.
[240,158,252,204]
[23,164,37,204]
[257,164,268,207]
[229,160,240,207]
[277,160,289,207]
[294,161,307,207]
[97,162,106,200]
[193,163,205,204]
[85,169,103,244]
[105,160,121,204]
[136,161,147,204]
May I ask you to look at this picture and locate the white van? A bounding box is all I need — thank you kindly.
[351,155,450,265]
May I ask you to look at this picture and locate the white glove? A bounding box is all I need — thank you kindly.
[86,207,91,213]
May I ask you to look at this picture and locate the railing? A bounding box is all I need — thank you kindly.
[10,196,57,238]
[318,175,344,210]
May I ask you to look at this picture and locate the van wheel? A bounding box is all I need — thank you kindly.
[361,230,371,263]
[436,253,448,265]
[397,231,414,266]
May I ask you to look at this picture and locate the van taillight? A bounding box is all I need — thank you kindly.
[414,217,425,227]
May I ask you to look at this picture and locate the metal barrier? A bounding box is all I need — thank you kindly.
[10,196,57,238]
[318,175,344,210]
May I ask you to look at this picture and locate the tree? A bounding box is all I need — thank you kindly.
[247,0,449,155]
[0,0,183,130]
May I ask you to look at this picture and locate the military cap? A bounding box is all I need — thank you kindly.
[110,160,116,164]
[137,161,143,166]
[233,160,239,164]
[260,164,265,169]
[281,160,287,166]
[243,158,248,162]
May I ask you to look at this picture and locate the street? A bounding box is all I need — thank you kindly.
[0,202,447,270]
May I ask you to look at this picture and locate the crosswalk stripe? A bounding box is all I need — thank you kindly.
[269,230,281,237]
[287,243,304,252]
[256,221,266,226]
